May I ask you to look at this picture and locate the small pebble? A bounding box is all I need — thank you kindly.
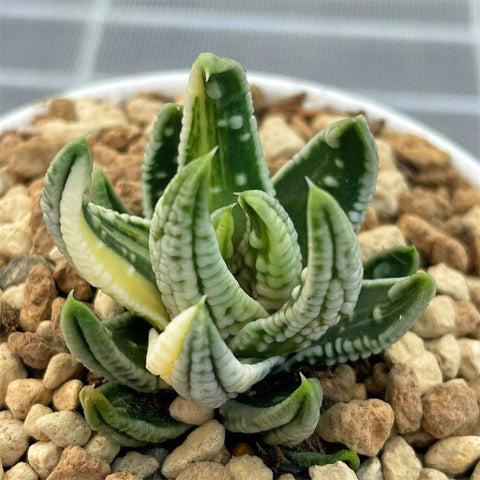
[176,461,232,480]
[51,379,83,411]
[5,378,52,419]
[46,445,111,480]
[112,451,159,478]
[318,364,356,408]
[169,396,214,425]
[23,403,53,441]
[425,334,460,380]
[37,411,92,447]
[357,225,407,263]
[381,436,422,480]
[27,440,62,480]
[424,435,480,476]
[316,399,394,456]
[43,353,80,390]
[93,290,125,320]
[3,462,38,480]
[84,434,121,464]
[356,456,383,480]
[161,419,225,478]
[225,455,273,480]
[308,461,357,480]
[457,338,480,381]
[8,331,57,369]
[417,467,450,480]
[0,415,29,466]
[411,295,455,339]
[0,342,27,408]
[427,263,470,301]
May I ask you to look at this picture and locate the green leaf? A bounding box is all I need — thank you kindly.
[229,182,363,357]
[149,152,267,340]
[61,294,168,392]
[236,190,302,311]
[90,168,131,214]
[142,103,183,219]
[272,116,378,263]
[364,246,419,279]
[282,448,360,470]
[178,52,274,213]
[211,204,236,261]
[41,138,168,329]
[80,383,191,447]
[146,298,281,408]
[281,272,436,368]
[220,376,323,447]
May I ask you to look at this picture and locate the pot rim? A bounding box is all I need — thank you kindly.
[1,70,478,187]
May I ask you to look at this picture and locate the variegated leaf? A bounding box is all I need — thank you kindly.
[178,52,274,213]
[146,298,281,408]
[41,138,168,329]
[89,168,131,214]
[272,116,378,263]
[61,294,169,392]
[149,152,267,339]
[363,246,419,279]
[211,204,236,261]
[236,190,302,311]
[280,272,436,368]
[229,181,363,357]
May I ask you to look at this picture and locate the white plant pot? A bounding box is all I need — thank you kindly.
[1,71,478,187]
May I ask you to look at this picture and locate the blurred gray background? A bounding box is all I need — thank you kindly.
[1,0,479,157]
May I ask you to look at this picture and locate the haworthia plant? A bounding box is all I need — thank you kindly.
[41,53,436,454]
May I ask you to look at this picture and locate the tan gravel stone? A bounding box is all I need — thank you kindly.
[161,419,225,478]
[84,434,121,464]
[453,300,480,336]
[318,364,356,408]
[0,220,32,258]
[425,333,460,381]
[105,474,140,480]
[8,331,57,369]
[125,97,164,126]
[381,436,422,480]
[259,114,305,161]
[176,461,233,480]
[19,264,57,332]
[371,169,408,218]
[112,451,159,478]
[4,462,38,480]
[471,460,480,480]
[384,363,422,434]
[417,467,450,480]
[37,411,92,447]
[356,456,383,480]
[46,445,111,480]
[316,399,394,456]
[226,455,272,480]
[427,263,470,301]
[421,379,479,438]
[424,435,480,476]
[0,342,27,408]
[27,440,63,480]
[383,331,443,393]
[357,225,407,263]
[169,396,215,425]
[0,415,29,466]
[1,283,26,310]
[457,338,480,381]
[309,461,357,480]
[23,403,53,441]
[93,290,125,320]
[53,260,92,301]
[411,295,455,339]
[5,378,52,419]
[43,353,80,390]
[51,379,83,411]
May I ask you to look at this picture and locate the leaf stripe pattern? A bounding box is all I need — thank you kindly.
[229,182,363,357]
[149,152,267,339]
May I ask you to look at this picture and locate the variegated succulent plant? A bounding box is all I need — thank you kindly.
[41,53,435,452]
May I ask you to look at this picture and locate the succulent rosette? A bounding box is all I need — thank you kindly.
[41,53,435,450]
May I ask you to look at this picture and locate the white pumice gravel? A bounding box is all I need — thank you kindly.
[36,411,92,447]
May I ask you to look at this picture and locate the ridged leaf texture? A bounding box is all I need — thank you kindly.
[220,375,323,446]
[146,298,281,408]
[80,383,191,446]
[61,294,169,392]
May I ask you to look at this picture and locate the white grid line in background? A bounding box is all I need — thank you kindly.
[0,2,477,45]
[73,0,111,84]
